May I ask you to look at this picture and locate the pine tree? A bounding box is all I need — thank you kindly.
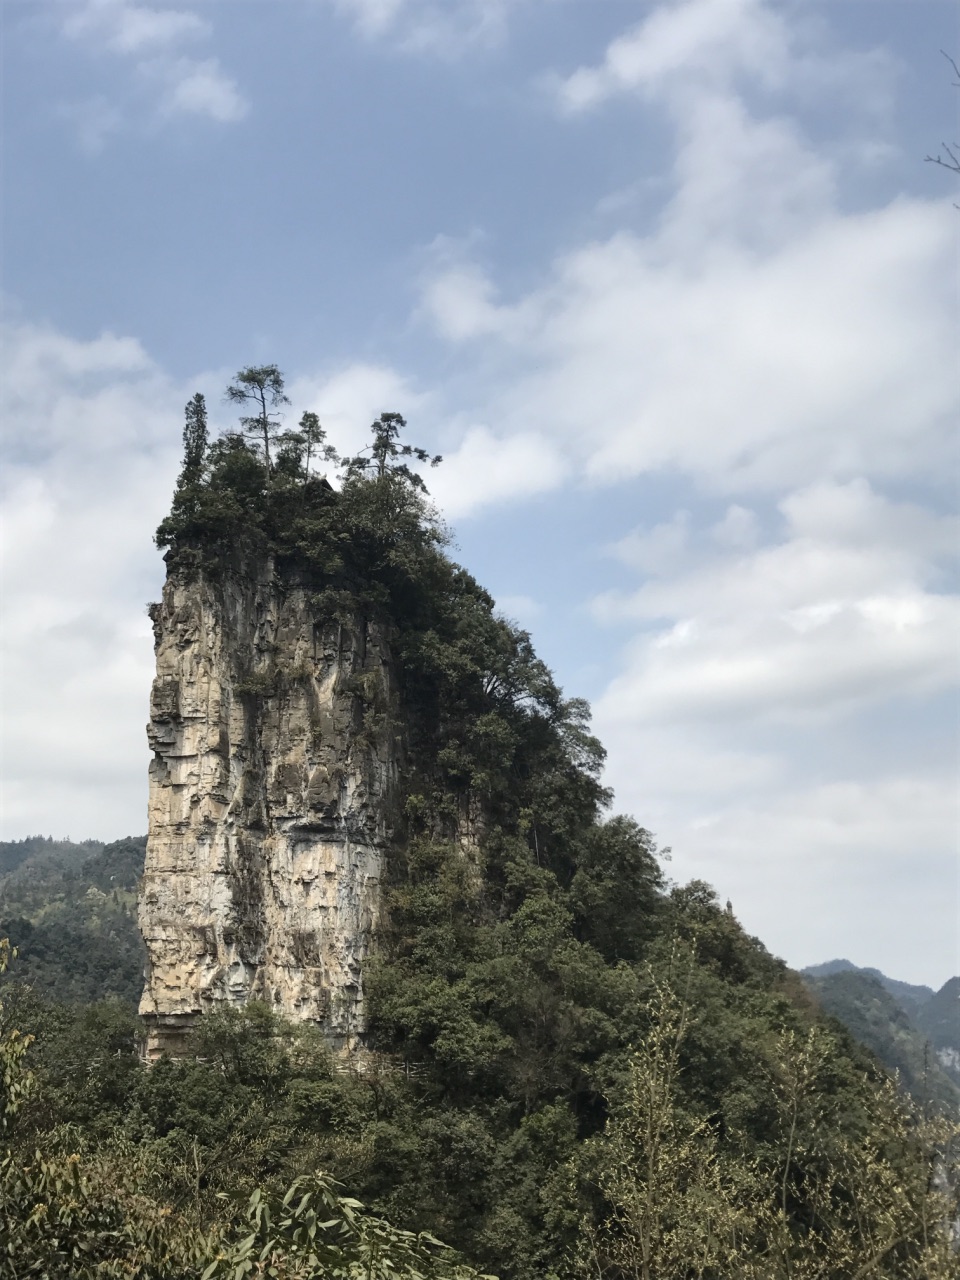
[343,412,441,490]
[225,365,290,471]
[179,393,208,486]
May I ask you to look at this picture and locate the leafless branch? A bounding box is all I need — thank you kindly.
[925,52,960,198]
[925,142,960,175]
[939,49,960,86]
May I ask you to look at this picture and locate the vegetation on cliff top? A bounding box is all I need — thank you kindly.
[2,369,958,1278]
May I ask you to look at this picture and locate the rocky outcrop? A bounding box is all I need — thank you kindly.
[138,554,397,1060]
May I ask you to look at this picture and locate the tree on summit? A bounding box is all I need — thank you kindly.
[179,392,208,486]
[274,410,339,479]
[298,410,339,476]
[225,364,290,471]
[343,412,442,491]
[335,412,445,561]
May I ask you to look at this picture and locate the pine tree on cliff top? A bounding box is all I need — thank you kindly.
[225,364,290,471]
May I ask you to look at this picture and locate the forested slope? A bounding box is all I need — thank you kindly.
[802,963,960,1103]
[0,836,145,1006]
[917,977,960,1057]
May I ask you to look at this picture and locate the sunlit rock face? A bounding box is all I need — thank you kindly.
[138,554,396,1060]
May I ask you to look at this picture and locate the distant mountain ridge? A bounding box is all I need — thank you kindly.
[0,835,103,877]
[802,958,937,1019]
[916,977,960,1053]
[801,959,960,1108]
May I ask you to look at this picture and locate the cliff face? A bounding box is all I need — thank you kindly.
[138,555,397,1060]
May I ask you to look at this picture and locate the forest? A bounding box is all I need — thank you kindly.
[1,367,957,1278]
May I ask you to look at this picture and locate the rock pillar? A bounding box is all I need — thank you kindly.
[138,556,395,1059]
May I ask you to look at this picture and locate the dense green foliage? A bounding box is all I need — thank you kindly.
[3,374,958,1277]
[0,837,144,1006]
[0,836,102,878]
[4,968,957,1278]
[0,948,491,1279]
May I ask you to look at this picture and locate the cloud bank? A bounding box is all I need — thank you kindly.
[57,0,247,147]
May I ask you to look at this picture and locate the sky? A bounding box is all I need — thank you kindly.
[1,0,957,987]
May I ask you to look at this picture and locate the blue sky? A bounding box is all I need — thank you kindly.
[2,0,957,986]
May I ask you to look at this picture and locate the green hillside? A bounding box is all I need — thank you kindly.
[916,976,960,1046]
[0,835,145,1006]
[802,968,960,1109]
[0,835,103,877]
[802,958,936,1020]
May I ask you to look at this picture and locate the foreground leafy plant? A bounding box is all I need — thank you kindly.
[202,1175,494,1280]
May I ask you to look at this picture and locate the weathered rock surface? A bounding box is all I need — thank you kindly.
[138,554,397,1060]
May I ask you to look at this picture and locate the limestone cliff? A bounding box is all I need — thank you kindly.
[138,553,397,1059]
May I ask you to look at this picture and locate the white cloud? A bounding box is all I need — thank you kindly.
[610,511,692,574]
[419,262,503,341]
[594,483,958,725]
[413,0,955,503]
[598,721,959,984]
[57,0,247,133]
[554,0,791,112]
[156,56,248,122]
[664,91,835,247]
[711,504,759,550]
[332,0,407,39]
[4,320,151,384]
[780,479,960,560]
[495,594,543,626]
[61,0,208,53]
[587,476,959,985]
[422,200,956,497]
[0,320,186,840]
[551,0,891,120]
[287,363,571,517]
[688,773,958,985]
[3,321,160,457]
[417,6,957,500]
[329,0,518,54]
[429,424,568,518]
[601,587,956,725]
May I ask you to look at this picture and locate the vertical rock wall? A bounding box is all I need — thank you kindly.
[138,555,397,1060]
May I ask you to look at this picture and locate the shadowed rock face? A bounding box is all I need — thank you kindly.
[138,555,397,1060]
